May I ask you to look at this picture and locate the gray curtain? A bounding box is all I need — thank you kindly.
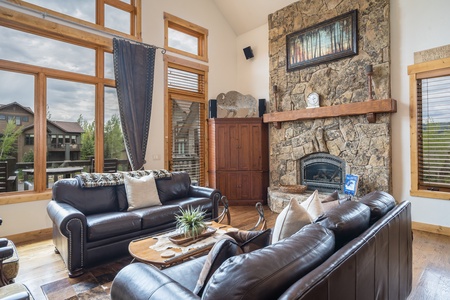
[113,38,156,170]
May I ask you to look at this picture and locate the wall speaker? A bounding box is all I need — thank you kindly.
[258,99,266,117]
[243,46,254,60]
[209,99,217,118]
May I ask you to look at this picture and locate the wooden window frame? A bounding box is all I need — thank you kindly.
[408,57,450,200]
[164,12,208,62]
[164,55,209,185]
[0,1,141,205]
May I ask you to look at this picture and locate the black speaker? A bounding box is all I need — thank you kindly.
[243,46,254,59]
[258,99,266,117]
[209,99,217,118]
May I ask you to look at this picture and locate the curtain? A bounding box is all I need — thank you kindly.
[113,38,156,170]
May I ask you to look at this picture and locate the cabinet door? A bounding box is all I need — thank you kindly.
[250,124,262,170]
[238,124,251,170]
[228,124,240,170]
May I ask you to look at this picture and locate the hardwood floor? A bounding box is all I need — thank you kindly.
[12,205,450,300]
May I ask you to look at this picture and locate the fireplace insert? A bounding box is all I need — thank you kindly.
[300,153,345,193]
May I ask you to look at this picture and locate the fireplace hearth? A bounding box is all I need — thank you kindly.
[300,153,345,193]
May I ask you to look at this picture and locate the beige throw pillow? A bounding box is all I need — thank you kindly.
[124,174,161,211]
[300,190,324,221]
[272,190,325,244]
[271,198,311,244]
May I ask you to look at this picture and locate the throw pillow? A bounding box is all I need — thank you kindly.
[226,229,272,253]
[300,190,324,221]
[124,174,162,211]
[194,237,243,296]
[271,198,311,244]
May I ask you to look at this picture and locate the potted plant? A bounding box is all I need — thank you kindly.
[175,206,207,239]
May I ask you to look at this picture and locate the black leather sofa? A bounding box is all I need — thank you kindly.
[47,171,221,277]
[111,191,412,300]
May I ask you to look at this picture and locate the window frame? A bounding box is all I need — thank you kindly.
[0,1,141,204]
[164,12,208,62]
[408,57,450,200]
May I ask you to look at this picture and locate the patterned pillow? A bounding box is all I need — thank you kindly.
[76,169,172,188]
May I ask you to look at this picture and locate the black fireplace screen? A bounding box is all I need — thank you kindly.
[300,153,345,193]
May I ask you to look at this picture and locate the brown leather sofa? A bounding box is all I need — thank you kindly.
[110,191,412,300]
[47,171,221,278]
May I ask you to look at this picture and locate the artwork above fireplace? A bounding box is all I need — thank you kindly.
[300,153,346,193]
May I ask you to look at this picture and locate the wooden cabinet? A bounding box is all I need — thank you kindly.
[208,118,269,205]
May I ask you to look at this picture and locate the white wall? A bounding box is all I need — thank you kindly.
[391,0,450,227]
[142,0,238,170]
[0,0,238,237]
[236,24,270,102]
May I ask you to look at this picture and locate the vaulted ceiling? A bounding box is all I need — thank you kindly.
[212,0,297,35]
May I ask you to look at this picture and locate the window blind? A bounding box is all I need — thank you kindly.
[417,75,450,191]
[168,67,204,94]
[171,99,204,185]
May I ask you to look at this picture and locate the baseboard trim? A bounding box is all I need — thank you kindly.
[412,221,450,237]
[6,227,52,245]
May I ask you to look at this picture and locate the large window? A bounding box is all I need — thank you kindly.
[0,0,140,200]
[409,58,450,199]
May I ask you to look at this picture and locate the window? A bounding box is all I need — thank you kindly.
[164,13,208,62]
[0,1,139,199]
[409,58,450,199]
[25,134,34,145]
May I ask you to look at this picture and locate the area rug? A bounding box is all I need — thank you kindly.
[41,257,130,300]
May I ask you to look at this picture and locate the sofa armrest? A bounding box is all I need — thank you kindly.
[189,186,221,219]
[47,201,86,238]
[111,263,200,300]
[0,246,13,261]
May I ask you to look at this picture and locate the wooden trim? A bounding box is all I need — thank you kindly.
[0,191,52,205]
[412,221,450,237]
[263,99,397,124]
[408,58,450,200]
[408,57,450,75]
[6,227,52,246]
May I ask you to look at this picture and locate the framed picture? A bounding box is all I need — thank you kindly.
[286,10,358,71]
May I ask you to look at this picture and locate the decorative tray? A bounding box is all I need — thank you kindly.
[279,185,307,194]
[169,226,217,246]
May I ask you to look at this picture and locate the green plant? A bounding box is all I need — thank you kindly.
[175,206,207,238]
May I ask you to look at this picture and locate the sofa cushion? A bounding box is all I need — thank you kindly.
[130,205,180,229]
[116,184,128,211]
[358,190,396,224]
[201,224,335,300]
[52,178,119,215]
[156,172,191,203]
[86,212,142,241]
[124,174,162,211]
[194,228,272,296]
[317,200,370,250]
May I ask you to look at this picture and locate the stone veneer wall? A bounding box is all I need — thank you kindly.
[268,0,392,197]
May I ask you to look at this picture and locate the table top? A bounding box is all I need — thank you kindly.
[129,221,236,267]
[22,167,84,174]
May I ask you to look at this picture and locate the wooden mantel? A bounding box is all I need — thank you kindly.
[263,98,397,128]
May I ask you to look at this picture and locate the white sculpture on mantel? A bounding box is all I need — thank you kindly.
[216,91,257,118]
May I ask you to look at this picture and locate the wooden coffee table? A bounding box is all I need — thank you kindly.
[128,221,235,268]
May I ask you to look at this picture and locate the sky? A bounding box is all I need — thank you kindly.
[0,0,127,124]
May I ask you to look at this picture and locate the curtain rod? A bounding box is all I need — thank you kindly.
[113,37,167,54]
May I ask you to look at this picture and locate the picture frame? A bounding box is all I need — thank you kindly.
[286,10,358,71]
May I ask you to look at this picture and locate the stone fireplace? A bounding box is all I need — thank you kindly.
[267,0,392,213]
